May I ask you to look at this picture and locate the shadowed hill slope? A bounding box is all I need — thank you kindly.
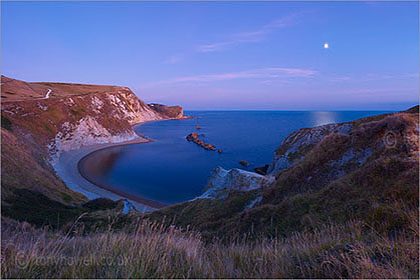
[1,103,418,278]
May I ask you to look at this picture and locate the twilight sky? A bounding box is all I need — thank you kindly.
[2,1,419,110]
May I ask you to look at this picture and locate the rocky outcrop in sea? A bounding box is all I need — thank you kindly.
[186,132,216,151]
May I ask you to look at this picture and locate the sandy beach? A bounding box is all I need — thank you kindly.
[52,117,195,212]
[52,137,159,212]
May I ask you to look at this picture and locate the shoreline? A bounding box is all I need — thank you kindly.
[53,116,193,212]
[52,137,159,212]
[78,147,167,209]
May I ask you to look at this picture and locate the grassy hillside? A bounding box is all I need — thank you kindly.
[2,213,418,278]
[0,76,183,225]
[1,106,418,278]
[1,127,86,206]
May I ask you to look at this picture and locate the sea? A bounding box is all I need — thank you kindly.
[80,111,391,205]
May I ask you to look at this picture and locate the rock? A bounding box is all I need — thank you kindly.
[196,126,201,130]
[148,103,184,119]
[122,199,136,214]
[198,166,274,200]
[186,132,199,141]
[186,132,216,151]
[205,144,216,151]
[266,122,354,175]
[254,164,269,175]
[218,149,223,153]
[239,160,250,167]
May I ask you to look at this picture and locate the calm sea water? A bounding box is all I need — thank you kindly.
[81,111,391,205]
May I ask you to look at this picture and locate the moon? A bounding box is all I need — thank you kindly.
[324,43,329,49]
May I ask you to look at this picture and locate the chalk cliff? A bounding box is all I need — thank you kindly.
[1,76,184,161]
[148,103,184,119]
[266,123,354,175]
[1,75,185,206]
[198,166,274,199]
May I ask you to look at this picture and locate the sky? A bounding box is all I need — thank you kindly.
[1,1,419,110]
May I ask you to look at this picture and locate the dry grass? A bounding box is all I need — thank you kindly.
[2,213,418,279]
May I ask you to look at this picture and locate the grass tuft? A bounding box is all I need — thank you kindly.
[1,214,418,279]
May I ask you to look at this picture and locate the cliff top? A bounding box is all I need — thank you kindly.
[1,75,130,102]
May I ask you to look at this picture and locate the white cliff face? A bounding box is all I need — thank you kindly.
[267,123,353,175]
[198,166,274,200]
[44,88,169,160]
[1,83,182,163]
[48,116,141,162]
[91,96,104,114]
[106,90,163,124]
